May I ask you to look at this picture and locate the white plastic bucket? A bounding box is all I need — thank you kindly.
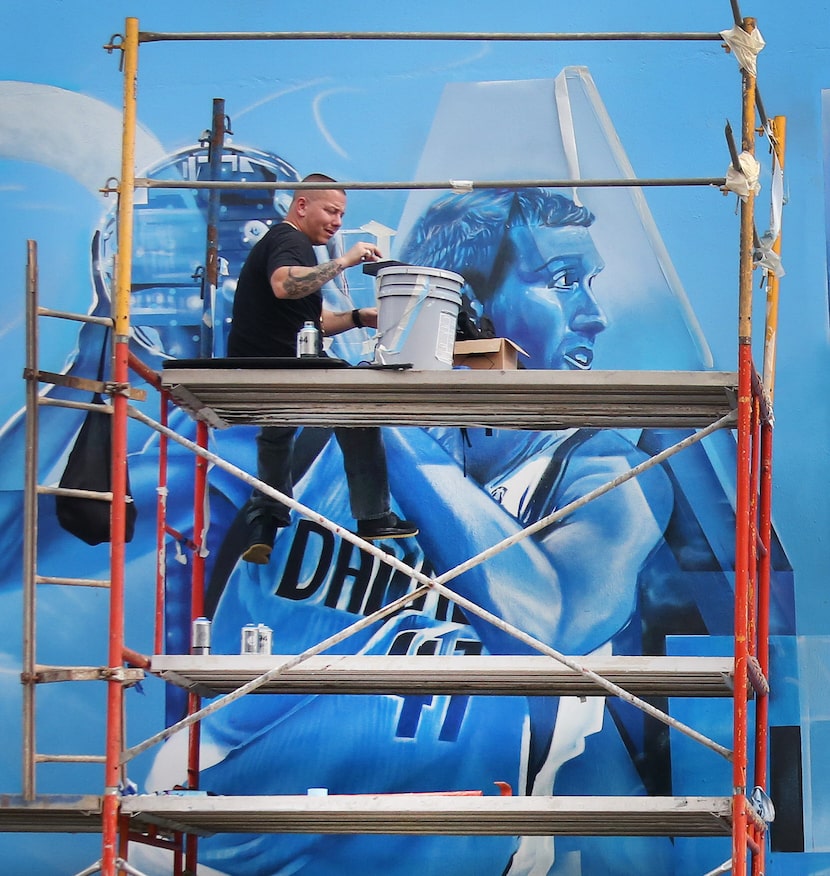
[373,266,464,370]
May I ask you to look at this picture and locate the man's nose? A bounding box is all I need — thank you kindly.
[572,288,607,334]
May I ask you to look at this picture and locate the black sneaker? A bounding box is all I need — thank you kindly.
[356,512,419,541]
[241,517,282,564]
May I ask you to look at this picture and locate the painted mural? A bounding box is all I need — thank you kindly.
[1,3,829,875]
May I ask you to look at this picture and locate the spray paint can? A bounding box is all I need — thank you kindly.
[191,617,211,655]
[257,624,273,655]
[296,320,321,357]
[241,623,259,654]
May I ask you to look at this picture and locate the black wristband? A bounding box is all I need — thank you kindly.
[351,308,364,328]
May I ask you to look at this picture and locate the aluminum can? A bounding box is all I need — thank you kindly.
[241,623,260,654]
[191,617,211,655]
[257,624,273,655]
[296,321,321,357]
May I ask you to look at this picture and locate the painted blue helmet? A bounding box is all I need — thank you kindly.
[93,142,300,359]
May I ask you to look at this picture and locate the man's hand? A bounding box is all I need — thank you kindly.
[341,241,382,268]
[356,306,378,329]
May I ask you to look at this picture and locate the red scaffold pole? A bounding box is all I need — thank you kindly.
[732,14,760,876]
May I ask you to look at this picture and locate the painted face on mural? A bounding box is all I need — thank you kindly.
[486,223,606,371]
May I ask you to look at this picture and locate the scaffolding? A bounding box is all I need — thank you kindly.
[5,9,785,876]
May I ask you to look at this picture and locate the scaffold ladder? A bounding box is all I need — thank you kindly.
[21,240,143,800]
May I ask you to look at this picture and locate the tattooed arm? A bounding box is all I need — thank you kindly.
[275,259,344,299]
[270,240,382,300]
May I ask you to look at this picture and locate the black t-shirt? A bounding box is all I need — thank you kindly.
[227,222,323,358]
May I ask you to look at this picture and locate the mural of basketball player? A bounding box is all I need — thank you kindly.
[140,187,676,876]
[384,187,796,872]
[384,187,677,873]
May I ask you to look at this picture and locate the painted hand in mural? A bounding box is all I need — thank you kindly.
[382,424,673,657]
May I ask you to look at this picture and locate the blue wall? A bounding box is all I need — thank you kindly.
[0,2,829,874]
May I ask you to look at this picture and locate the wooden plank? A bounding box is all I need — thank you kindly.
[120,793,734,837]
[149,654,735,698]
[0,795,103,833]
[160,368,738,430]
[0,791,736,837]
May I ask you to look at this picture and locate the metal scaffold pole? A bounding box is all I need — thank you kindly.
[22,241,39,801]
[102,16,139,876]
[753,113,786,876]
[763,115,786,404]
[732,15,760,876]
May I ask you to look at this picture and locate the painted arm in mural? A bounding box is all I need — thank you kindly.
[383,425,673,657]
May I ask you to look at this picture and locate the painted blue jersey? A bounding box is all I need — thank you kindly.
[144,424,674,875]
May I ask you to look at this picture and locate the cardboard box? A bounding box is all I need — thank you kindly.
[453,338,528,371]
